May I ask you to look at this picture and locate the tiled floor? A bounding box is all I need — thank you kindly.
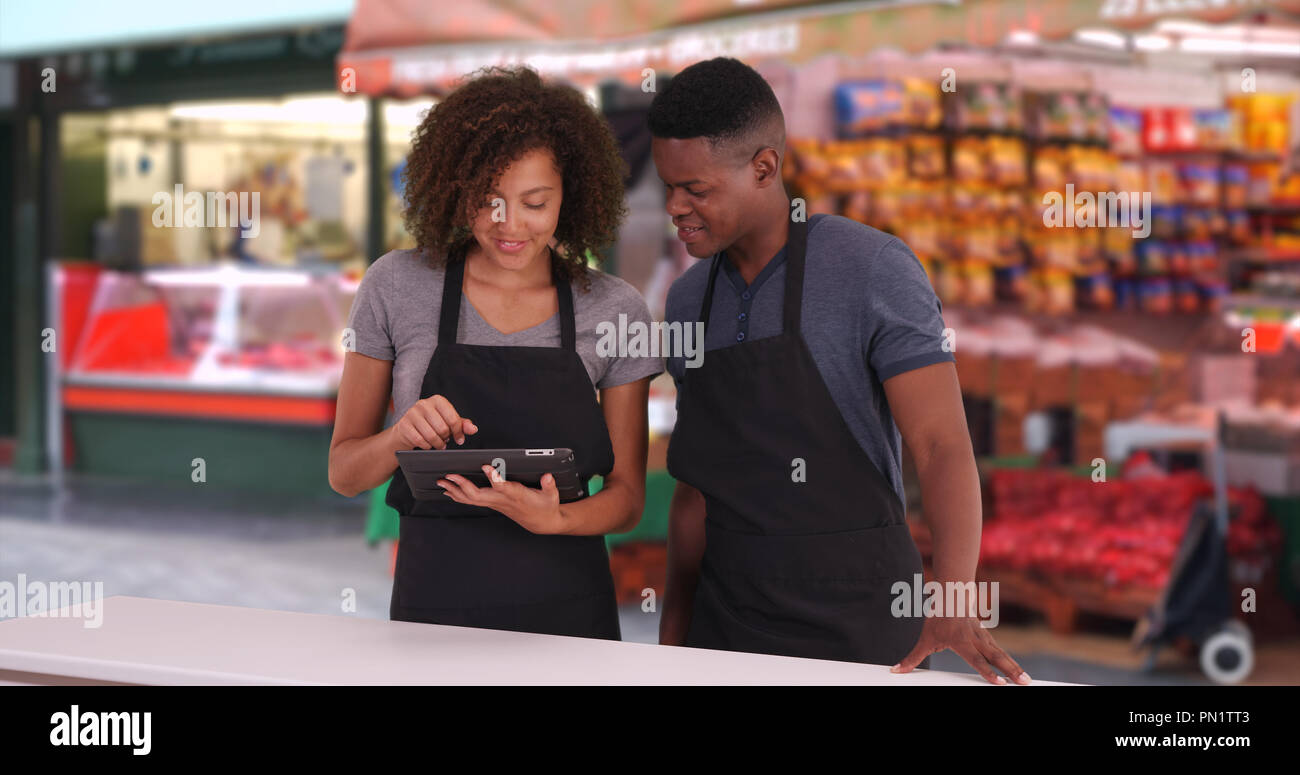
[3,470,1295,684]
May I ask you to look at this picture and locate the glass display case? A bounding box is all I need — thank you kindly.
[62,263,356,397]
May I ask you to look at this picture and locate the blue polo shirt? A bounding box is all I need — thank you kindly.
[664,213,954,509]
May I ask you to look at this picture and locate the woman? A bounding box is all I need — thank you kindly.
[328,67,662,640]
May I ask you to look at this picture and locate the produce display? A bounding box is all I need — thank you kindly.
[981,465,1281,590]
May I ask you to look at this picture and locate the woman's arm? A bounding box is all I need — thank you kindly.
[328,351,403,497]
[552,376,651,535]
[438,375,652,536]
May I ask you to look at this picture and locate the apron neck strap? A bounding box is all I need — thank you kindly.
[698,215,808,338]
[438,246,577,352]
[782,217,808,335]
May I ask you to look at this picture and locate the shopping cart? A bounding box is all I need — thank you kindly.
[1133,412,1254,684]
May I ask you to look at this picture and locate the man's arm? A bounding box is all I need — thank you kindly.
[884,361,1029,684]
[883,361,980,587]
[659,481,706,645]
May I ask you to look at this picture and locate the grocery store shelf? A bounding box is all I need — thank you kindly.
[1225,294,1300,313]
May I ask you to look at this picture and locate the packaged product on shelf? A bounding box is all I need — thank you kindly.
[1041,268,1075,315]
[1108,106,1143,157]
[862,139,908,187]
[1174,277,1201,314]
[1229,94,1293,154]
[1178,161,1219,206]
[952,137,987,183]
[1113,275,1138,309]
[901,77,943,129]
[1084,92,1110,143]
[1187,241,1218,274]
[1102,225,1136,266]
[1223,163,1248,209]
[1146,160,1179,204]
[1225,210,1251,244]
[1148,205,1179,240]
[1245,161,1282,205]
[964,260,995,306]
[834,80,905,137]
[1135,239,1168,274]
[1026,90,1088,141]
[843,190,872,224]
[907,134,946,178]
[1138,276,1173,314]
[824,141,870,190]
[1192,108,1239,151]
[988,136,1027,185]
[1033,148,1066,191]
[1116,159,1145,196]
[994,263,1028,303]
[1075,272,1115,310]
[935,261,964,306]
[1181,208,1211,241]
[950,81,1021,132]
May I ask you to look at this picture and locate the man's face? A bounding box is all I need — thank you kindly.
[652,136,756,258]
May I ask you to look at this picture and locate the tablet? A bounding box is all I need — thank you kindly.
[395,448,587,503]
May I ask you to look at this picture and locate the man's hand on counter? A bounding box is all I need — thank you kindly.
[892,615,1032,686]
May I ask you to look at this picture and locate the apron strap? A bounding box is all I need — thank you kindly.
[439,245,577,352]
[783,217,809,335]
[554,251,577,353]
[698,252,724,341]
[438,251,466,346]
[698,214,809,338]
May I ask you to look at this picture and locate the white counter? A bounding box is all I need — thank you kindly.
[0,596,1075,685]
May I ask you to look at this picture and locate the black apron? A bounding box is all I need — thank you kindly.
[385,253,621,640]
[666,218,928,667]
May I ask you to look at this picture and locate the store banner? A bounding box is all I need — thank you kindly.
[337,0,1300,95]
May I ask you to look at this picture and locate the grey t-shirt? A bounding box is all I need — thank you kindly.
[664,214,954,509]
[347,248,664,420]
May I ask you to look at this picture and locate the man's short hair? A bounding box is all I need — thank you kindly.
[647,57,785,160]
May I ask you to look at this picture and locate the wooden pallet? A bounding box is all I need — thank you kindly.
[976,567,1157,634]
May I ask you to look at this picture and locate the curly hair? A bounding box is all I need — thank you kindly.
[401,67,628,289]
[647,57,784,154]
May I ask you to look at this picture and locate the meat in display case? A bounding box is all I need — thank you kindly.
[57,262,359,423]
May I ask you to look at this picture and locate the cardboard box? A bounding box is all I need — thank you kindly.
[1110,393,1150,420]
[1031,364,1073,409]
[1077,363,1120,403]
[993,355,1037,394]
[1192,353,1256,404]
[1074,400,1110,465]
[955,352,992,397]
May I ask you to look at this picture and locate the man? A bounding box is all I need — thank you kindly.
[650,57,1028,685]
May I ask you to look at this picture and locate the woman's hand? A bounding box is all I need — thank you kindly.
[438,465,568,535]
[891,614,1031,685]
[392,394,478,450]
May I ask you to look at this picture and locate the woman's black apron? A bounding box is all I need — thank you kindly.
[385,255,620,640]
[666,218,928,667]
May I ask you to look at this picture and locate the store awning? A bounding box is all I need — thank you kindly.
[337,0,1300,96]
[0,0,354,58]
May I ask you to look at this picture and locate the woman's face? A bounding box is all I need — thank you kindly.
[470,147,564,272]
